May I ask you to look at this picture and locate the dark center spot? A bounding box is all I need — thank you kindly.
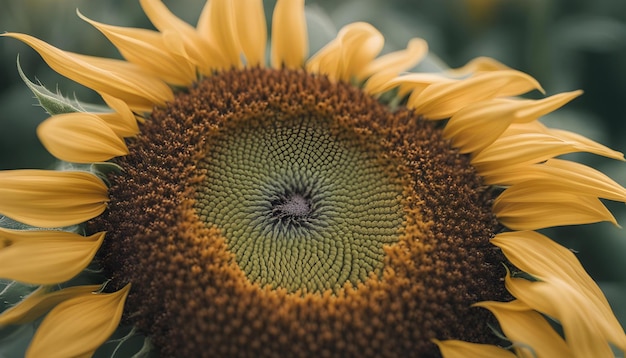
[275,193,310,217]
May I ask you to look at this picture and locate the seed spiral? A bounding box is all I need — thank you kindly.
[196,113,405,292]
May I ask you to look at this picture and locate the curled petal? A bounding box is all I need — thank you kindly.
[78,11,196,86]
[493,230,626,353]
[306,38,341,77]
[444,99,519,154]
[338,24,384,79]
[271,0,307,69]
[493,189,616,230]
[444,91,582,153]
[0,170,108,228]
[2,33,173,112]
[433,339,516,358]
[140,0,226,72]
[99,93,140,137]
[0,285,101,326]
[363,38,427,78]
[408,70,543,120]
[0,229,105,285]
[26,284,131,358]
[38,113,129,163]
[198,0,242,67]
[307,22,384,82]
[505,275,621,358]
[474,300,572,357]
[363,38,428,95]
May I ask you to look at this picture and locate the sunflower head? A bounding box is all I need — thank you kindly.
[1,0,625,357]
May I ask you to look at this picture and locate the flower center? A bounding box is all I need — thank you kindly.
[91,67,509,357]
[195,112,405,293]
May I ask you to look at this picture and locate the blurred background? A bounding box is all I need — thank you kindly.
[1,0,625,329]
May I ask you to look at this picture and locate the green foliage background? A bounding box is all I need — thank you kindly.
[1,0,625,332]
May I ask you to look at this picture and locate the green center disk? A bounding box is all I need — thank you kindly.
[196,114,405,293]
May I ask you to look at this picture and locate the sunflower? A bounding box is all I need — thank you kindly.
[1,0,625,357]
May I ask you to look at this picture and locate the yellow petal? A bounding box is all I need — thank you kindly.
[233,0,267,66]
[197,0,242,68]
[26,284,131,358]
[0,170,108,228]
[487,121,624,161]
[307,22,384,82]
[408,70,543,120]
[78,11,196,86]
[306,39,341,78]
[443,99,519,154]
[483,159,626,202]
[363,38,428,78]
[505,275,619,358]
[336,23,383,79]
[363,38,428,95]
[99,94,140,137]
[37,113,129,163]
[73,53,175,108]
[472,126,624,175]
[443,91,582,153]
[493,231,626,352]
[140,0,226,73]
[369,72,452,98]
[474,300,572,357]
[493,231,601,292]
[433,339,516,358]
[2,33,173,113]
[0,229,105,285]
[493,188,616,230]
[447,56,512,76]
[549,127,625,161]
[514,90,582,121]
[0,285,101,326]
[161,29,195,67]
[271,0,307,69]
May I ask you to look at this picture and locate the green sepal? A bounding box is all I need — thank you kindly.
[18,58,82,115]
[91,162,123,176]
[91,162,123,187]
[16,57,109,115]
[0,215,35,231]
[55,161,122,187]
[0,214,83,235]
